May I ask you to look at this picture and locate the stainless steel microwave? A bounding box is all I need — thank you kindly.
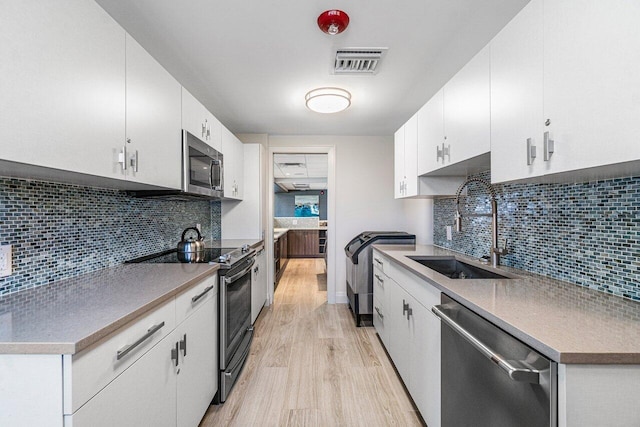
[126,130,223,200]
[183,130,224,198]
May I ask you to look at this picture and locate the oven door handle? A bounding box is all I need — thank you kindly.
[432,305,540,384]
[223,258,256,284]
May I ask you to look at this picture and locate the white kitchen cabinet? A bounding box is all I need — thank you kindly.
[372,250,441,427]
[442,45,491,169]
[222,143,265,240]
[124,34,182,189]
[251,246,268,324]
[221,126,244,200]
[66,332,178,427]
[0,0,125,180]
[491,0,640,184]
[394,125,406,198]
[417,89,444,175]
[181,88,222,152]
[176,294,218,427]
[490,0,545,183]
[394,113,418,198]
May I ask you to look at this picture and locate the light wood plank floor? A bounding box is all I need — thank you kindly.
[200,258,423,427]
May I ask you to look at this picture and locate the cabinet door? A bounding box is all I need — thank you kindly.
[408,296,441,427]
[68,334,177,427]
[221,126,243,200]
[543,0,640,175]
[394,126,405,198]
[181,88,221,152]
[385,279,411,384]
[403,113,419,197]
[372,266,388,346]
[176,297,217,427]
[490,0,544,183]
[417,89,444,175]
[251,249,267,324]
[0,0,125,179]
[443,45,491,165]
[125,34,182,189]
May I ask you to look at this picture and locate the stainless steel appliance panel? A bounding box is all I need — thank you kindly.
[434,294,557,427]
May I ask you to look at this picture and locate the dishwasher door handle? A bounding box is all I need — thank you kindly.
[432,305,540,384]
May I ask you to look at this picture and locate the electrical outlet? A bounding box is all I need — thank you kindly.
[446,226,453,241]
[0,245,12,277]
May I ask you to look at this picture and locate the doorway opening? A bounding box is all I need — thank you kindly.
[268,147,336,305]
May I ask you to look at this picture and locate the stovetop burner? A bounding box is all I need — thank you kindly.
[125,246,253,268]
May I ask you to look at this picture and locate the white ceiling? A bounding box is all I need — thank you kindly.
[273,154,328,191]
[95,0,529,136]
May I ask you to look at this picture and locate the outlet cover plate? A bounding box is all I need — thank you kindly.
[0,245,12,277]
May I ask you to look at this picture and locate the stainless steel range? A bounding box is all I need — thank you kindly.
[126,244,256,404]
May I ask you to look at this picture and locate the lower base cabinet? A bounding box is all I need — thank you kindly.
[373,250,441,427]
[66,284,218,427]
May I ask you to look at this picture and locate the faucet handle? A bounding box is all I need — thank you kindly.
[495,239,509,256]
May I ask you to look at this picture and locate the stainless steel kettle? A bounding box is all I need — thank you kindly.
[177,227,205,255]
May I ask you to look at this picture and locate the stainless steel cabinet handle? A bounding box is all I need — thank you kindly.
[118,146,127,171]
[374,258,383,267]
[171,341,179,367]
[116,321,165,360]
[374,274,383,286]
[130,149,139,172]
[402,300,409,315]
[406,306,413,320]
[443,143,450,162]
[432,305,540,384]
[526,138,537,165]
[436,144,443,163]
[179,334,187,357]
[375,306,384,320]
[543,131,554,161]
[206,122,211,140]
[202,122,207,139]
[191,285,214,305]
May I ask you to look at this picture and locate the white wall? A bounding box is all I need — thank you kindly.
[268,135,433,303]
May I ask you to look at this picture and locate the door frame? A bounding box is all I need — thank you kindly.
[267,145,336,304]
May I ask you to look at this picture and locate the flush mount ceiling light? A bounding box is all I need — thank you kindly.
[305,87,351,113]
[317,10,350,35]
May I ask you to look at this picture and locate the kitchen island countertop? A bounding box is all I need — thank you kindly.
[0,263,219,355]
[374,244,640,364]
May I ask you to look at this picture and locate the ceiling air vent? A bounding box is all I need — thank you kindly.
[292,183,310,190]
[333,48,387,75]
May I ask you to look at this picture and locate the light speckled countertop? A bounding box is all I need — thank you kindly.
[273,228,327,241]
[374,244,640,364]
[0,264,218,355]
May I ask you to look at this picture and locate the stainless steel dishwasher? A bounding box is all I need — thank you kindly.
[432,294,557,427]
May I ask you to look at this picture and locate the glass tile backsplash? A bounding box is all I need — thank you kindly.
[0,177,221,296]
[434,171,639,302]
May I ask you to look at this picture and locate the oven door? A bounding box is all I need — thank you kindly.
[183,130,224,198]
[219,256,255,369]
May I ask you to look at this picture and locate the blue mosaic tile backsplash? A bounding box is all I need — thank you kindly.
[433,171,640,302]
[0,177,221,296]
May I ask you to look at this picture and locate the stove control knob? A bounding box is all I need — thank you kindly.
[218,254,230,263]
[241,244,250,253]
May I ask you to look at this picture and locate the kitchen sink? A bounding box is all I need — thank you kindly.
[407,256,510,279]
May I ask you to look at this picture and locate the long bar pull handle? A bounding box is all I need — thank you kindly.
[130,149,139,172]
[191,285,214,305]
[443,143,450,162]
[116,321,165,360]
[374,274,383,286]
[436,144,443,163]
[402,300,409,316]
[374,258,383,267]
[171,341,179,367]
[118,146,127,171]
[543,131,554,161]
[375,306,384,320]
[179,334,187,357]
[526,138,536,165]
[406,306,413,320]
[431,305,540,384]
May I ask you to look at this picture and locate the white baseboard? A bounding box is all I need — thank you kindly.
[334,292,349,304]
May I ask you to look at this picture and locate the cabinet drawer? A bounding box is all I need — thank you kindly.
[373,296,388,347]
[175,272,218,325]
[373,266,386,301]
[372,250,387,274]
[64,300,176,414]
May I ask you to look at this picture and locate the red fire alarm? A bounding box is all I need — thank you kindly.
[317,10,350,35]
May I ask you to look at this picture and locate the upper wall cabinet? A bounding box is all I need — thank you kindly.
[125,34,182,189]
[0,0,125,180]
[221,126,244,200]
[395,113,465,199]
[491,0,640,183]
[181,88,222,152]
[418,46,491,177]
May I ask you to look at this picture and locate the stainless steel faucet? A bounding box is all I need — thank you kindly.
[454,177,508,267]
